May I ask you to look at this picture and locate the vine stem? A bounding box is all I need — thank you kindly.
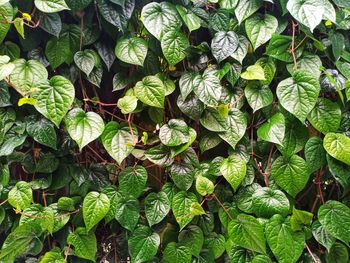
[305,243,319,263]
[291,20,298,69]
[0,199,8,206]
[212,193,233,221]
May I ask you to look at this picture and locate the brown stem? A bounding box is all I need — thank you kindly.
[212,193,233,221]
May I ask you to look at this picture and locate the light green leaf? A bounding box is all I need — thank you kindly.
[115,37,148,66]
[257,112,285,146]
[117,95,138,114]
[265,214,305,263]
[128,226,160,262]
[245,82,273,112]
[270,155,310,197]
[65,108,104,150]
[101,121,137,165]
[134,75,165,108]
[219,0,238,9]
[245,14,278,50]
[287,54,322,78]
[161,31,189,66]
[176,5,201,32]
[312,220,336,252]
[8,181,32,211]
[159,119,190,147]
[323,133,350,166]
[172,191,198,230]
[234,0,261,24]
[67,227,96,262]
[74,49,97,76]
[145,191,170,226]
[266,34,304,62]
[228,214,266,254]
[19,204,55,233]
[35,0,70,13]
[0,55,14,80]
[0,3,14,45]
[196,175,214,196]
[318,201,350,244]
[220,155,247,191]
[32,76,75,127]
[241,64,266,80]
[231,35,249,64]
[83,191,110,231]
[277,71,320,122]
[211,31,239,63]
[40,249,65,263]
[141,2,182,40]
[290,207,313,231]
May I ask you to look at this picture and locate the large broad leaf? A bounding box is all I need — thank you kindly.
[241,64,265,80]
[218,108,247,149]
[115,193,140,231]
[118,166,147,198]
[193,68,222,106]
[287,54,322,78]
[277,71,320,122]
[179,71,197,100]
[257,112,285,146]
[326,242,349,263]
[251,187,290,218]
[265,214,305,263]
[172,191,198,230]
[128,226,160,262]
[32,76,75,127]
[196,175,214,196]
[40,249,66,263]
[141,2,182,40]
[176,5,201,32]
[323,133,350,166]
[8,181,32,211]
[64,108,105,150]
[145,144,174,166]
[228,214,266,254]
[220,155,247,191]
[26,116,57,150]
[245,82,273,112]
[327,155,350,189]
[200,108,227,132]
[245,14,278,50]
[270,155,310,197]
[40,13,62,37]
[266,34,304,62]
[161,31,189,66]
[211,31,239,63]
[234,0,261,24]
[134,75,165,108]
[19,204,55,233]
[232,35,249,64]
[312,220,336,252]
[144,191,170,226]
[0,3,14,44]
[204,232,226,259]
[163,242,192,263]
[159,119,190,147]
[115,37,148,66]
[83,191,110,231]
[170,163,194,190]
[34,0,70,13]
[318,201,350,244]
[67,227,96,262]
[0,55,14,81]
[10,59,48,94]
[307,98,341,134]
[178,225,204,257]
[305,137,326,173]
[74,49,97,76]
[287,0,325,32]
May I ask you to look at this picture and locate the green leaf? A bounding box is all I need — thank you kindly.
[115,193,140,231]
[134,75,165,108]
[178,225,204,257]
[200,108,227,132]
[34,0,70,13]
[0,4,14,45]
[245,82,273,112]
[10,59,48,94]
[141,2,182,40]
[57,197,75,211]
[305,137,326,173]
[26,116,57,150]
[232,35,249,64]
[257,112,285,146]
[220,155,247,191]
[277,71,320,122]
[159,119,190,146]
[170,163,194,190]
[32,76,75,127]
[312,220,336,252]
[270,155,310,197]
[219,0,238,9]
[245,14,278,50]
[161,31,189,66]
[40,249,65,263]
[0,55,14,81]
[145,191,170,226]
[323,133,350,166]
[163,242,192,263]
[265,214,305,263]
[118,165,147,198]
[251,187,290,218]
[179,71,197,99]
[145,144,174,166]
[204,232,226,259]
[234,0,261,24]
[307,98,341,134]
[45,36,70,69]
[64,108,105,150]
[19,204,55,233]
[287,0,327,32]
[193,68,222,106]
[318,201,350,244]
[8,181,32,211]
[290,207,313,231]
[241,64,265,80]
[199,132,222,153]
[327,155,350,189]
[176,5,201,32]
[326,243,349,263]
[101,121,137,165]
[39,13,62,37]
[287,54,322,78]
[228,213,266,254]
[67,227,96,262]
[172,191,198,230]
[74,49,97,76]
[13,18,25,39]
[83,191,110,231]
[196,175,214,196]
[115,37,148,66]
[128,226,160,262]
[266,34,303,62]
[211,31,239,63]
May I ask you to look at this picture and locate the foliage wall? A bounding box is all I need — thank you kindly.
[0,0,350,262]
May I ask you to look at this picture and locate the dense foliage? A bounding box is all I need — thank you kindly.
[0,0,350,262]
